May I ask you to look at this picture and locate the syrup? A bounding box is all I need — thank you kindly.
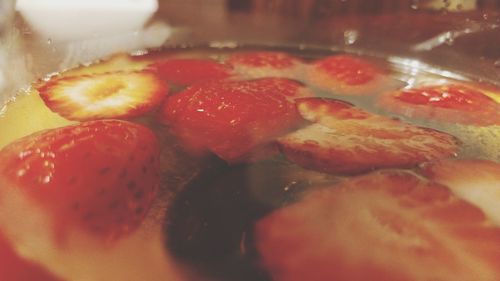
[0,45,499,281]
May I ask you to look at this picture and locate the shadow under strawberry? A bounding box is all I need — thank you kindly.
[163,159,338,281]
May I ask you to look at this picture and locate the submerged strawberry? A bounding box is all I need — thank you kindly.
[378,84,500,126]
[61,53,153,77]
[151,58,232,86]
[422,159,500,225]
[0,231,63,281]
[159,78,312,162]
[307,55,401,96]
[278,97,459,174]
[38,71,168,121]
[255,170,500,281]
[0,120,160,241]
[226,51,303,79]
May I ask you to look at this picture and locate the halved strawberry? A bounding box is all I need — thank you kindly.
[422,159,500,225]
[225,51,303,79]
[307,54,402,96]
[0,231,63,281]
[38,71,168,121]
[0,120,160,241]
[255,170,500,281]
[278,97,459,174]
[151,58,233,86]
[478,84,500,103]
[159,78,312,162]
[378,84,500,126]
[61,53,153,77]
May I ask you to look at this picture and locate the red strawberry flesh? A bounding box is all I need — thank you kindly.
[160,78,312,162]
[378,84,500,126]
[422,159,500,225]
[255,170,500,281]
[226,51,301,69]
[278,97,459,174]
[396,85,494,110]
[307,55,402,96]
[38,71,168,121]
[0,120,160,241]
[313,55,379,85]
[0,231,63,281]
[152,58,232,85]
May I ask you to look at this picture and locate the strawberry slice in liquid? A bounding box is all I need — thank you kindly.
[159,78,312,163]
[255,170,500,281]
[151,58,233,86]
[0,120,160,242]
[307,55,402,96]
[422,159,500,225]
[226,51,303,79]
[38,71,168,121]
[378,84,500,126]
[0,231,63,281]
[278,97,459,174]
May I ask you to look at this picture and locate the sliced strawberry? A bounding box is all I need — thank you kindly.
[61,53,153,77]
[0,120,160,241]
[159,78,312,162]
[478,84,500,103]
[278,97,459,174]
[307,54,402,96]
[151,58,232,86]
[422,159,500,225]
[38,71,168,121]
[0,231,63,281]
[378,84,500,126]
[255,170,500,281]
[226,51,303,79]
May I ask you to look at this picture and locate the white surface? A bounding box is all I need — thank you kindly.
[16,0,159,41]
[58,22,172,70]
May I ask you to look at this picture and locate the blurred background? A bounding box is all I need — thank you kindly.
[1,0,500,104]
[158,0,500,68]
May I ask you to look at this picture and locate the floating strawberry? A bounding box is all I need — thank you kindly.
[0,120,160,242]
[422,159,500,225]
[278,97,459,174]
[0,231,63,281]
[378,84,500,126]
[159,78,312,162]
[307,54,402,96]
[62,53,153,77]
[38,71,168,121]
[151,58,232,86]
[255,170,500,281]
[226,51,303,79]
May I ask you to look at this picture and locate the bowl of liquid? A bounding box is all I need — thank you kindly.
[1,1,500,281]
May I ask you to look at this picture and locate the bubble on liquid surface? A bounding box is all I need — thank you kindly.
[410,0,421,9]
[343,30,359,46]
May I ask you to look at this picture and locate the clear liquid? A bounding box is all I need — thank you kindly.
[0,44,499,281]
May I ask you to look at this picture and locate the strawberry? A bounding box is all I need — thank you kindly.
[37,71,168,121]
[478,84,500,103]
[378,84,500,126]
[0,120,160,241]
[0,231,63,281]
[226,51,303,79]
[255,170,500,281]
[422,159,500,226]
[151,58,232,86]
[307,54,402,96]
[159,78,312,162]
[61,53,153,77]
[278,97,459,174]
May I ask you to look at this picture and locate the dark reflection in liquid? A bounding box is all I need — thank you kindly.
[164,158,339,281]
